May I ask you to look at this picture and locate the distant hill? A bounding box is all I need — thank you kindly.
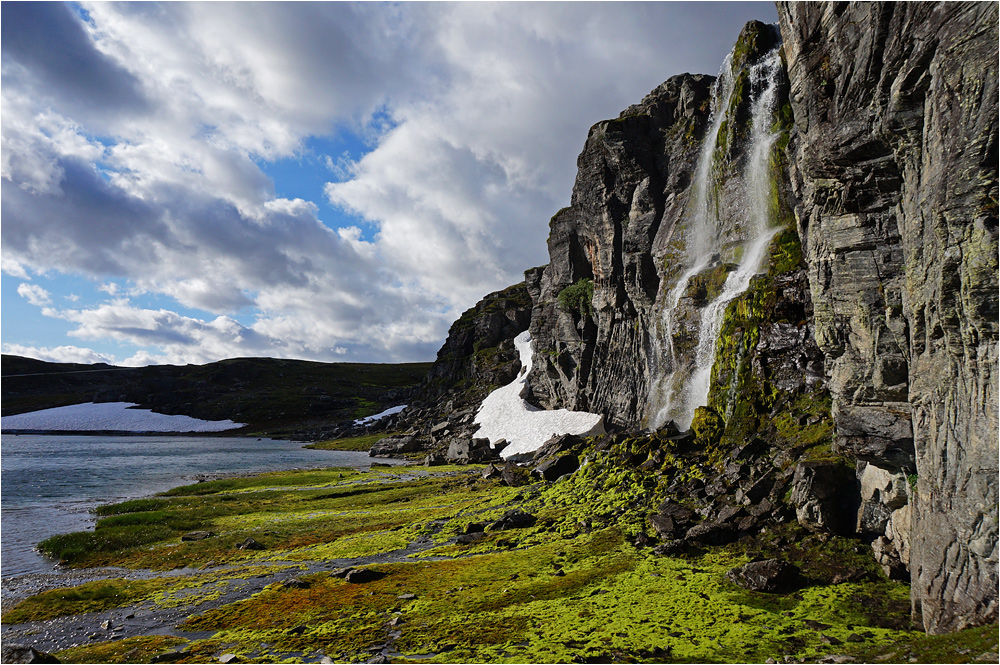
[0,355,431,436]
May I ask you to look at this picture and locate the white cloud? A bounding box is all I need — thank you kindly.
[2,1,776,364]
[1,343,115,365]
[17,282,52,307]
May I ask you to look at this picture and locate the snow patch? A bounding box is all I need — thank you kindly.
[474,331,604,460]
[1,402,244,432]
[354,404,407,425]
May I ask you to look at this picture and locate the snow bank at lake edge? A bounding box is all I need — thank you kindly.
[474,331,604,459]
[1,402,245,433]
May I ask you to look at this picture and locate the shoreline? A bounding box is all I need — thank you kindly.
[2,434,409,582]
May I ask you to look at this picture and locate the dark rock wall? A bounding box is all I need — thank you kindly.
[425,281,533,405]
[526,73,715,427]
[777,1,998,633]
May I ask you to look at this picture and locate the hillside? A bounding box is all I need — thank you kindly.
[1,355,431,436]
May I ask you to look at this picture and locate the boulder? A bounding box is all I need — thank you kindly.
[345,568,386,584]
[369,435,422,457]
[446,437,496,462]
[532,453,579,481]
[487,509,537,531]
[685,521,737,546]
[790,461,858,535]
[481,463,503,480]
[455,532,486,545]
[235,537,265,551]
[726,559,798,593]
[500,462,531,487]
[423,453,446,467]
[1,645,60,664]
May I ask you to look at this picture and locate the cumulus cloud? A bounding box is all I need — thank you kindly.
[1,1,775,364]
[17,283,52,307]
[1,343,116,365]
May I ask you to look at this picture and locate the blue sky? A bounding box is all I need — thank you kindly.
[2,2,777,366]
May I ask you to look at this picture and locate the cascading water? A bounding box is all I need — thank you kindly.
[647,42,784,432]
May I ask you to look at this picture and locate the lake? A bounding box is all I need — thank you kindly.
[1,434,404,577]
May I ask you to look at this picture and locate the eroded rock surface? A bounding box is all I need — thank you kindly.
[778,1,999,633]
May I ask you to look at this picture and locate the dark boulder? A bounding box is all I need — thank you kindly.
[1,646,60,664]
[345,568,386,584]
[685,521,737,546]
[487,510,537,531]
[500,462,531,487]
[726,559,798,593]
[455,532,486,545]
[532,453,579,481]
[370,435,423,457]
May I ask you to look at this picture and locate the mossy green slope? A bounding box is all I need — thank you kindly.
[7,454,990,664]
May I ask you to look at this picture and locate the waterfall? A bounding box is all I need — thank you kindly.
[647,44,784,432]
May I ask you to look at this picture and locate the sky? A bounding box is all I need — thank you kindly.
[1,1,777,366]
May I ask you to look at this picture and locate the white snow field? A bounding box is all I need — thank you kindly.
[354,404,407,425]
[0,402,245,432]
[474,330,604,460]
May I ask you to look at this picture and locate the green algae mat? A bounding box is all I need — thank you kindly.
[4,461,995,663]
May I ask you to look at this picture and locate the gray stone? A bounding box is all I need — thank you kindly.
[1,645,60,664]
[779,1,998,631]
[181,530,214,541]
[235,537,265,551]
[726,559,798,593]
[423,453,446,467]
[369,435,422,457]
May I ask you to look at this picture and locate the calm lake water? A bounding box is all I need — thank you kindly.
[1,434,403,577]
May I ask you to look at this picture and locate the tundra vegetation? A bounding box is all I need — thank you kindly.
[4,450,993,664]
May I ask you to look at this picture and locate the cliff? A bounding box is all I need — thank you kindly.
[383,3,996,637]
[465,4,996,635]
[778,2,998,633]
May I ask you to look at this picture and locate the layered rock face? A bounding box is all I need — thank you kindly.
[525,72,714,427]
[425,281,533,404]
[777,2,998,633]
[527,22,788,430]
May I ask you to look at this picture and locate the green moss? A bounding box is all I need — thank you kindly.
[685,263,735,305]
[11,450,944,664]
[557,278,594,316]
[55,635,188,664]
[304,432,400,451]
[2,579,170,623]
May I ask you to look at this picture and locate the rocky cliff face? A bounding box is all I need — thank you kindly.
[425,281,533,404]
[526,21,792,430]
[410,4,996,637]
[778,1,998,633]
[525,71,714,428]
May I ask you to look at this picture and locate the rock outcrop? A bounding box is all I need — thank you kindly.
[525,71,716,427]
[404,5,997,637]
[425,281,533,403]
[778,1,998,633]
